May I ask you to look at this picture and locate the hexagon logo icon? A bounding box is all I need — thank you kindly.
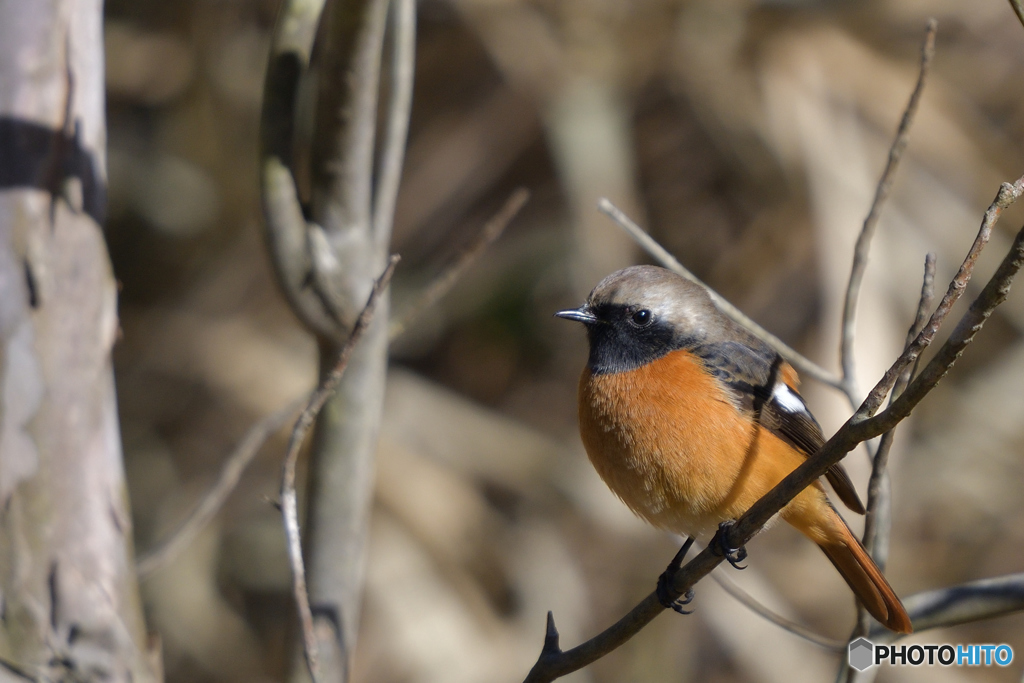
[849,638,875,671]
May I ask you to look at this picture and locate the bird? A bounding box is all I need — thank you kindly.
[555,264,912,633]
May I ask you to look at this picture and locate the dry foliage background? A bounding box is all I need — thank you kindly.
[104,0,1024,681]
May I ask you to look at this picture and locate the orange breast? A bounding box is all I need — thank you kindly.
[578,348,825,538]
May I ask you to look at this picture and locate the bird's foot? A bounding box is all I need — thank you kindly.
[713,520,748,570]
[656,577,694,614]
[656,537,695,614]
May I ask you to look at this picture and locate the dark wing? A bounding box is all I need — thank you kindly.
[692,340,866,515]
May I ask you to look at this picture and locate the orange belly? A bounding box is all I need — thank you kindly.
[578,348,831,541]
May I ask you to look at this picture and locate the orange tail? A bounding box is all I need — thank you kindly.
[818,516,913,634]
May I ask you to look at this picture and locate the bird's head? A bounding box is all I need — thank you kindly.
[555,265,718,374]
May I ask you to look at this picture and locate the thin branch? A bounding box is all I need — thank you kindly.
[372,0,416,252]
[135,396,305,577]
[260,0,343,339]
[389,188,530,340]
[282,255,399,683]
[850,176,1021,426]
[839,573,1024,683]
[297,2,408,677]
[868,572,1024,642]
[524,593,664,683]
[598,198,848,395]
[840,20,936,395]
[840,254,935,676]
[861,254,935,568]
[524,184,1024,682]
[133,186,517,575]
[312,0,389,236]
[1009,0,1024,30]
[662,537,848,652]
[138,198,517,584]
[0,656,36,682]
[733,212,1024,550]
[710,570,845,652]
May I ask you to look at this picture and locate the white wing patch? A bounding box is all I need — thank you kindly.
[771,382,807,414]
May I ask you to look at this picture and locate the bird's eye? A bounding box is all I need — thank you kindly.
[630,309,653,327]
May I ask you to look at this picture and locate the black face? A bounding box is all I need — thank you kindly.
[584,303,682,375]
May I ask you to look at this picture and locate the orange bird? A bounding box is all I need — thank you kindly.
[556,265,911,633]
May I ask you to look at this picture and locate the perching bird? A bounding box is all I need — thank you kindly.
[555,265,912,633]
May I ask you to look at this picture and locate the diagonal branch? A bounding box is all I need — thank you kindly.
[135,396,305,577]
[868,572,1024,642]
[733,198,1024,550]
[834,255,937,682]
[389,188,530,339]
[860,255,934,575]
[260,0,341,338]
[136,194,520,586]
[710,570,846,652]
[850,176,1022,426]
[132,188,519,579]
[1009,0,1024,30]
[598,198,846,394]
[524,182,1024,682]
[840,20,936,397]
[282,255,398,683]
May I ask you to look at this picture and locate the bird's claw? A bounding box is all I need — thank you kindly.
[656,574,695,614]
[656,537,696,615]
[714,520,748,570]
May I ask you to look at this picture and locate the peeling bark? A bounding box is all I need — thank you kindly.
[0,1,156,680]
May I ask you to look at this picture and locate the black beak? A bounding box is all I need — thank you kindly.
[554,305,599,324]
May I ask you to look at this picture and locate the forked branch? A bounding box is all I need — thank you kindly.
[281,256,399,683]
[840,20,936,397]
[526,198,1024,681]
[136,397,304,576]
[390,188,530,339]
[136,190,526,581]
[598,198,846,394]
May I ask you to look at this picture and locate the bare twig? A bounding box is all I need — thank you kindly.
[524,187,1024,682]
[134,188,520,574]
[298,2,408,678]
[868,572,1024,642]
[840,20,936,396]
[312,0,389,237]
[389,188,530,340]
[710,570,845,652]
[840,570,1024,683]
[1009,0,1024,30]
[735,211,1024,549]
[524,595,665,683]
[838,30,939,651]
[138,192,511,573]
[135,396,306,577]
[262,1,413,679]
[0,656,36,682]
[372,0,416,252]
[260,0,342,339]
[282,256,399,683]
[844,179,1019,428]
[839,254,935,679]
[598,198,847,394]
[861,255,935,570]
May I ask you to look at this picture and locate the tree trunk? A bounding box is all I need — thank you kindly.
[0,1,156,680]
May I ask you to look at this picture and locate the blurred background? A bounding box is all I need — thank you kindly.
[104,0,1024,681]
